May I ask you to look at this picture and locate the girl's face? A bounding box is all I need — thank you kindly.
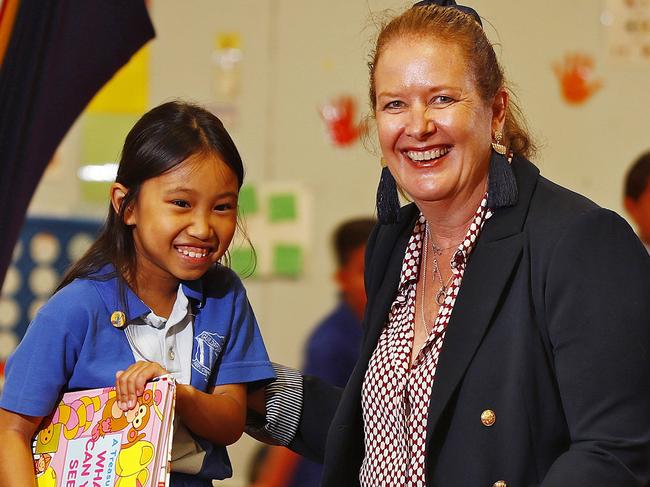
[124,152,239,286]
[374,36,504,209]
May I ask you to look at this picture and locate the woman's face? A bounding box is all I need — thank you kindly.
[374,36,505,208]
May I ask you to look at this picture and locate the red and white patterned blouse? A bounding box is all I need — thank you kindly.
[360,196,492,487]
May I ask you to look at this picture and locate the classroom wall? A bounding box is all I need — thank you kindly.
[25,1,650,485]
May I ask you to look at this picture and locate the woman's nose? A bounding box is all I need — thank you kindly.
[405,106,435,139]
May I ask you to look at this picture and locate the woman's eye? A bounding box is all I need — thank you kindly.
[433,95,454,104]
[171,200,190,208]
[384,100,405,110]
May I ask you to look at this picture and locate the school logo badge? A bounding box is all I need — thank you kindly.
[192,331,225,382]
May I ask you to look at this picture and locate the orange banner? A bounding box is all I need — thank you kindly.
[0,0,20,67]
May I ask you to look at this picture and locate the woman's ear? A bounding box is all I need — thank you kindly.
[491,88,508,133]
[110,183,135,225]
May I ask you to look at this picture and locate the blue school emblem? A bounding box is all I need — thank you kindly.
[192,331,225,382]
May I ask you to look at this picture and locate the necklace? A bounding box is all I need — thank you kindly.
[420,224,457,333]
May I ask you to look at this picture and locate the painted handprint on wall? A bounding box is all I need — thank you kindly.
[319,95,362,147]
[553,53,603,105]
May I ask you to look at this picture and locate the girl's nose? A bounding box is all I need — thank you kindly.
[405,106,435,139]
[188,213,212,240]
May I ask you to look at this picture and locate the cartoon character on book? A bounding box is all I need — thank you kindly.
[34,453,57,487]
[91,387,163,446]
[49,394,103,441]
[115,440,155,487]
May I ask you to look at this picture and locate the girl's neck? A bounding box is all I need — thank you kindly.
[130,271,179,319]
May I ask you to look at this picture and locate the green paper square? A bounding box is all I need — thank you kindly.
[230,247,257,277]
[268,193,297,222]
[238,185,258,216]
[273,244,302,277]
[82,113,140,164]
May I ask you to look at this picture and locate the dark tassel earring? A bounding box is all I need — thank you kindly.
[487,133,518,209]
[376,165,400,224]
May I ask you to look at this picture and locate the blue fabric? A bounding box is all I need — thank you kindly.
[0,264,275,485]
[289,301,362,487]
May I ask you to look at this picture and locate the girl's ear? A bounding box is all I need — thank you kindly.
[110,183,135,225]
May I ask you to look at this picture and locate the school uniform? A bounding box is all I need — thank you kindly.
[0,263,275,485]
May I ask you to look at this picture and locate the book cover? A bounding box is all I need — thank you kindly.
[32,376,176,487]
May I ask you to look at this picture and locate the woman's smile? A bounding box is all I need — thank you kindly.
[404,146,452,165]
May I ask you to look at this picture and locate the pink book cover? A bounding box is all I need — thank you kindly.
[32,376,176,487]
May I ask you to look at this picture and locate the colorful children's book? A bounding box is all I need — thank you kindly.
[32,376,176,487]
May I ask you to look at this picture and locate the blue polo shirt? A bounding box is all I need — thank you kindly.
[0,264,275,485]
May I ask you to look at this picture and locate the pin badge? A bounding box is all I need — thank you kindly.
[110,311,127,329]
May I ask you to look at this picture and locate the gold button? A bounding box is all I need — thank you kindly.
[481,409,496,427]
[492,481,507,487]
[110,311,126,329]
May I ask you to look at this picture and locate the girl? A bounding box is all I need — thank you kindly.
[0,101,275,486]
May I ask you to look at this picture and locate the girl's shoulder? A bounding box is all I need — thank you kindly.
[37,276,112,325]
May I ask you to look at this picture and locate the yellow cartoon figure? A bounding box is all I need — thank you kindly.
[34,421,62,454]
[34,453,57,487]
[115,440,154,487]
[50,392,103,440]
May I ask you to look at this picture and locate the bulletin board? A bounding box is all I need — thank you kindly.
[0,217,101,359]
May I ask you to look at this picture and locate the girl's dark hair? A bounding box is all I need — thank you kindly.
[368,4,536,158]
[58,101,245,291]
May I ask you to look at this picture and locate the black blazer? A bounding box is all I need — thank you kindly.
[292,157,650,487]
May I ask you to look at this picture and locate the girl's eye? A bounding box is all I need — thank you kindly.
[171,200,190,208]
[214,203,235,212]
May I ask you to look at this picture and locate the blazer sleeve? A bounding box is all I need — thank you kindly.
[289,375,344,462]
[541,208,650,486]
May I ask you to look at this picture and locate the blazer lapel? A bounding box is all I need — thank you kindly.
[425,157,540,444]
[425,232,523,443]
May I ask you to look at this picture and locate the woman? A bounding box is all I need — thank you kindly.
[251,2,650,486]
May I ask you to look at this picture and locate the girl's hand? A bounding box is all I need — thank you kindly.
[115,361,168,411]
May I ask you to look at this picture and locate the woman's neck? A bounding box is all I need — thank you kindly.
[418,176,487,248]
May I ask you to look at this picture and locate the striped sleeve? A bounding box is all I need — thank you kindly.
[245,363,303,446]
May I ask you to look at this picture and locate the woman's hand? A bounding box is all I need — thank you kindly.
[115,361,168,411]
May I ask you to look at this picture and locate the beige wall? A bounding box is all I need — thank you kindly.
[27,1,650,485]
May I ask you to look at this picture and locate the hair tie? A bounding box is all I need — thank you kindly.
[413,0,482,27]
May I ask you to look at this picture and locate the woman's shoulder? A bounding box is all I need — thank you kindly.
[525,173,645,258]
[532,175,600,217]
